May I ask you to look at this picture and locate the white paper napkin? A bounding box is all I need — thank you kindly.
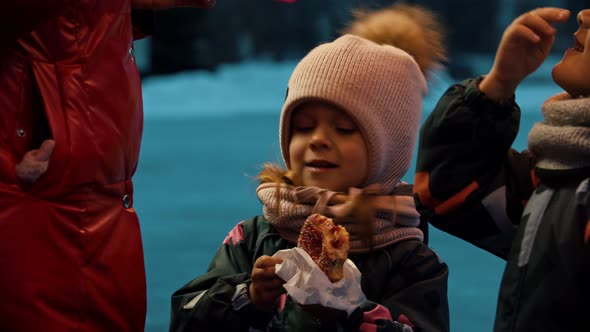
[273,247,366,315]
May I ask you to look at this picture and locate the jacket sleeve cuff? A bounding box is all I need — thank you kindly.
[463,76,518,115]
[231,282,274,329]
[345,302,404,331]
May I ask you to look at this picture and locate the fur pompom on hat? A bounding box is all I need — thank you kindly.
[279,34,427,194]
[343,3,447,75]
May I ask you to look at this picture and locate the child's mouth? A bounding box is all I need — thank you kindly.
[306,160,337,169]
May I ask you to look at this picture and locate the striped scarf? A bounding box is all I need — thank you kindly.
[256,182,423,253]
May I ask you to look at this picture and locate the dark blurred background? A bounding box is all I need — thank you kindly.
[136,0,586,78]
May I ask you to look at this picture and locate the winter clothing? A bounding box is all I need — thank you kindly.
[169,34,448,332]
[528,92,590,170]
[414,77,590,332]
[0,2,150,331]
[169,215,449,332]
[280,34,427,194]
[257,182,424,253]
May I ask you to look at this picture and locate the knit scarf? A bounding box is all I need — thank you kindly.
[256,182,424,253]
[528,92,590,170]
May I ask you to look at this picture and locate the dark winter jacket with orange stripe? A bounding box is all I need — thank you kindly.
[169,215,449,332]
[414,78,590,332]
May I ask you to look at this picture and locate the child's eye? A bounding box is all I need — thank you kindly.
[337,127,357,134]
[293,125,314,133]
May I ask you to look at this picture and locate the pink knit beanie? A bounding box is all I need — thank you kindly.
[279,34,427,194]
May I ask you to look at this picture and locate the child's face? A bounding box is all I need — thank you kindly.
[288,102,368,192]
[552,9,590,97]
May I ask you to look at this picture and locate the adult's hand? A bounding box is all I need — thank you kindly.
[132,0,215,10]
[481,7,570,101]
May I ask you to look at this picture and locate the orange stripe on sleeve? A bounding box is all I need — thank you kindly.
[415,172,480,216]
[585,219,590,244]
[530,169,540,188]
[434,181,480,215]
[414,172,440,208]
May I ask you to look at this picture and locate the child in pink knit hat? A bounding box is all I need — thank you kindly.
[415,7,590,332]
[170,8,449,332]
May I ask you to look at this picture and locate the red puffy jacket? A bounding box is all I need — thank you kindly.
[0,1,146,331]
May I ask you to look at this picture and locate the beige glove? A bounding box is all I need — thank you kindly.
[15,139,55,184]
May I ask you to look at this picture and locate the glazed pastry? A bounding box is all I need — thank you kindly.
[297,214,350,282]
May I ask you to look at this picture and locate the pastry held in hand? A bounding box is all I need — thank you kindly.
[297,213,350,282]
[273,247,366,315]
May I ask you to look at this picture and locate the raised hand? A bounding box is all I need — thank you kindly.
[15,139,55,184]
[481,7,570,101]
[249,255,285,312]
[132,0,215,10]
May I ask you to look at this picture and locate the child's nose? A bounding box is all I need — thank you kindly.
[310,128,331,150]
[574,28,589,47]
